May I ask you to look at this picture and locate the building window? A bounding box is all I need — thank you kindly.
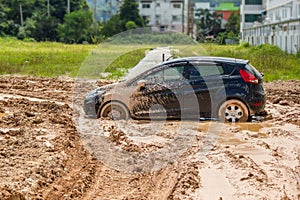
[142,4,150,8]
[156,2,160,7]
[245,14,261,22]
[172,15,181,22]
[173,3,181,9]
[245,0,262,5]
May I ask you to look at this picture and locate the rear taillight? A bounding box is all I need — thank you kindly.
[239,69,258,84]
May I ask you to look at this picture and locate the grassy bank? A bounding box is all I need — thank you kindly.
[0,38,299,81]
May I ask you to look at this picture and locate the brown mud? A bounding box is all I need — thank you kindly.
[0,76,299,199]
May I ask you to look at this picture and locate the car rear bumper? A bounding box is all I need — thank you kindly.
[248,93,266,115]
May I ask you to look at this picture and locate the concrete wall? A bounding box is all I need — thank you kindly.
[242,19,300,54]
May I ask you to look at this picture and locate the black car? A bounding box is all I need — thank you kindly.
[83,57,266,122]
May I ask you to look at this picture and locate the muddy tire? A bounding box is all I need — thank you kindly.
[218,99,249,122]
[99,102,129,120]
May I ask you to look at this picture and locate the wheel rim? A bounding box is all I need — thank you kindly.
[107,108,122,119]
[101,104,127,120]
[224,104,244,122]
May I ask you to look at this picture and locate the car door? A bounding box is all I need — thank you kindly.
[183,62,226,119]
[129,64,188,119]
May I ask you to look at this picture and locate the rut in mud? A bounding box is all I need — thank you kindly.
[0,76,300,199]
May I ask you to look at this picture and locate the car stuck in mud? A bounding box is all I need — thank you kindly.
[84,57,266,122]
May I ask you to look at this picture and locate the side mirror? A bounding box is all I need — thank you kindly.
[137,80,146,91]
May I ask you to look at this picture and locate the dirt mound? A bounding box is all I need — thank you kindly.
[265,80,300,105]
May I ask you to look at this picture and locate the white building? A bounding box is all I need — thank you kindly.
[241,0,300,54]
[240,0,265,30]
[138,0,189,33]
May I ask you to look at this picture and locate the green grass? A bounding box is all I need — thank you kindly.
[0,37,299,82]
[104,48,149,79]
[0,37,95,77]
[77,44,153,79]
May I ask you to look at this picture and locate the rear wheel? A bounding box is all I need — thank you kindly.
[218,99,249,122]
[99,102,129,120]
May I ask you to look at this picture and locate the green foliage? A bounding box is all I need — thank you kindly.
[239,42,250,48]
[216,32,226,45]
[214,13,240,45]
[101,15,123,37]
[106,32,197,45]
[101,0,146,37]
[57,10,93,43]
[225,13,240,35]
[120,0,145,27]
[126,21,138,30]
[0,0,90,43]
[195,8,222,39]
[32,15,60,41]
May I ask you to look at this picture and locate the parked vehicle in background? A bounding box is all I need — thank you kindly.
[84,57,266,122]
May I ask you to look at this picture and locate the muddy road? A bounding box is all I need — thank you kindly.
[0,75,299,199]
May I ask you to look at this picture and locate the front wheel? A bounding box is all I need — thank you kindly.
[99,102,129,120]
[218,99,249,122]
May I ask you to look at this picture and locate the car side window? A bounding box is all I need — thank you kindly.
[193,63,224,77]
[144,65,185,84]
[221,63,236,75]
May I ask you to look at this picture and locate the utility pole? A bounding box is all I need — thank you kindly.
[47,0,50,17]
[93,0,97,34]
[109,0,112,18]
[67,0,70,14]
[182,1,185,33]
[19,3,24,27]
[187,0,194,37]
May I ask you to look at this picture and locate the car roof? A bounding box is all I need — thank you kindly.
[162,56,249,65]
[124,56,249,82]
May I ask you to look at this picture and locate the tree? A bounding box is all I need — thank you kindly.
[57,10,93,43]
[49,0,89,22]
[125,21,137,30]
[0,0,91,42]
[225,13,240,35]
[119,0,144,27]
[101,0,146,37]
[32,14,60,41]
[195,8,222,40]
[101,15,123,37]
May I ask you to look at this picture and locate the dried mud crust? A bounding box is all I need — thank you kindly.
[0,75,300,199]
[264,80,300,126]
